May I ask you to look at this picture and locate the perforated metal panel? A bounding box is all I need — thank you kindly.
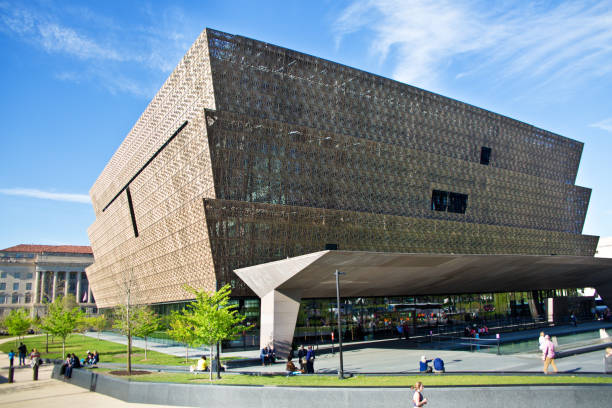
[86,28,597,306]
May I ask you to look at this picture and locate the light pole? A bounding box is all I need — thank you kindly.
[334,269,346,379]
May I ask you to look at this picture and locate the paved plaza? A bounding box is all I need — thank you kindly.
[1,322,610,407]
[83,321,611,374]
[0,357,182,408]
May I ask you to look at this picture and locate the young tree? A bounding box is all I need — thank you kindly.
[131,307,160,360]
[5,309,31,345]
[111,267,139,375]
[75,316,92,338]
[178,284,247,380]
[167,311,198,364]
[91,315,108,340]
[39,295,83,359]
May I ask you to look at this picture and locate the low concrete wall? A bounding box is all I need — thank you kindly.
[52,365,612,408]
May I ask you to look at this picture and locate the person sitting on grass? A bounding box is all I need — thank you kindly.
[82,351,92,366]
[190,355,207,373]
[91,350,99,366]
[419,356,432,373]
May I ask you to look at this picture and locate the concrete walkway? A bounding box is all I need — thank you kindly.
[84,331,213,358]
[84,321,612,374]
[0,336,193,408]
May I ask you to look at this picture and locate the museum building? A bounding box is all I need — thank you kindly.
[0,244,96,316]
[86,28,612,355]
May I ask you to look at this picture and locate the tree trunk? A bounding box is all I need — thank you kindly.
[46,333,49,353]
[185,345,189,364]
[144,337,148,360]
[62,338,66,360]
[216,342,221,379]
[209,344,213,381]
[127,332,132,375]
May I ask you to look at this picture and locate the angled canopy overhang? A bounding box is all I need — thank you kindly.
[235,251,612,358]
[236,251,612,299]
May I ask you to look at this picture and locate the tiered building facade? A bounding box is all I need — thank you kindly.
[86,28,598,313]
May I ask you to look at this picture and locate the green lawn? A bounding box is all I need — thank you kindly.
[0,334,239,366]
[108,371,612,386]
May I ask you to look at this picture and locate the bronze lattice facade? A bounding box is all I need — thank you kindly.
[87,28,597,307]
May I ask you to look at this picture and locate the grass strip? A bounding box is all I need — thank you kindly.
[0,334,241,365]
[113,371,612,386]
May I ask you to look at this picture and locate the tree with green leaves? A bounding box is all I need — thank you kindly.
[5,309,31,345]
[171,284,247,380]
[90,315,108,340]
[75,315,92,338]
[39,295,83,359]
[167,310,198,364]
[131,307,160,360]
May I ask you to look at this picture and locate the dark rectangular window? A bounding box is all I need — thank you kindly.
[431,189,468,214]
[448,192,468,214]
[480,146,491,165]
[431,190,448,211]
[325,243,338,250]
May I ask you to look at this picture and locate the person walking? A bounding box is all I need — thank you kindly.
[542,334,558,374]
[412,381,428,407]
[17,342,27,366]
[306,345,315,374]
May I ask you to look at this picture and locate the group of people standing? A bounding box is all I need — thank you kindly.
[296,345,315,373]
[7,343,42,369]
[283,345,316,374]
[8,342,29,366]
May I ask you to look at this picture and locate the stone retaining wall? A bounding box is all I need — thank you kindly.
[52,365,612,408]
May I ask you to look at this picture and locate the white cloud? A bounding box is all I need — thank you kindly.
[0,3,194,97]
[0,4,124,62]
[0,188,90,204]
[37,23,124,61]
[334,0,612,90]
[590,118,612,133]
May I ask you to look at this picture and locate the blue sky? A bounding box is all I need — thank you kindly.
[1,0,611,250]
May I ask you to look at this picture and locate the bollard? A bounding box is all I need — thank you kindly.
[33,364,39,381]
[8,366,14,383]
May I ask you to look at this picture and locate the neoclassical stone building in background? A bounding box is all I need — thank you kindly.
[0,244,95,316]
[86,28,611,353]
